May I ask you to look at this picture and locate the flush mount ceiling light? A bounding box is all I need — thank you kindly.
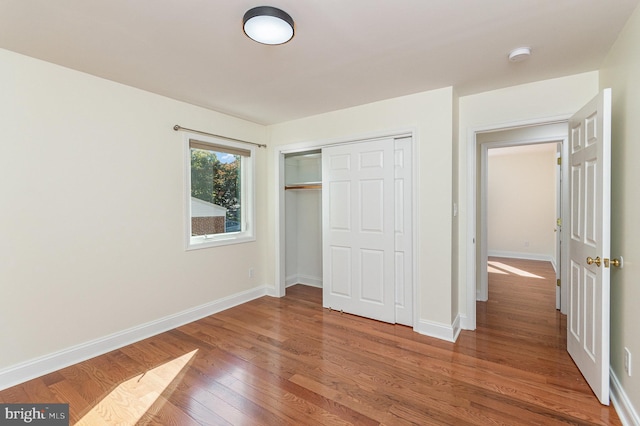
[508,47,531,62]
[243,6,294,45]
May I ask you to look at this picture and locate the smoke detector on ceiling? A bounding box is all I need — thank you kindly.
[508,47,531,62]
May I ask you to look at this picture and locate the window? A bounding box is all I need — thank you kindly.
[185,135,255,249]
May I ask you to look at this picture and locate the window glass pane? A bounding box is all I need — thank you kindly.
[190,147,242,236]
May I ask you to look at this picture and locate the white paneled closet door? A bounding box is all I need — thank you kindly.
[322,139,413,323]
[394,137,413,326]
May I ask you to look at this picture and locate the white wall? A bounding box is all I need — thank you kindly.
[285,189,322,287]
[487,144,557,263]
[0,49,268,378]
[457,72,600,326]
[268,88,456,337]
[600,2,640,421]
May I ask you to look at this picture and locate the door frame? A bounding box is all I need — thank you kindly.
[555,149,562,311]
[478,136,567,302]
[465,116,571,330]
[273,129,417,325]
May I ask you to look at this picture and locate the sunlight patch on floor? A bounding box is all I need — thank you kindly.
[76,349,198,425]
[487,265,508,274]
[488,261,543,279]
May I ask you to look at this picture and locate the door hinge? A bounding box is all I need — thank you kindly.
[557,157,562,165]
[557,279,561,287]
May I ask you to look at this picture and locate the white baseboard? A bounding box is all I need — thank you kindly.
[285,274,297,287]
[414,315,460,343]
[488,250,554,263]
[0,285,269,391]
[264,285,280,297]
[286,274,322,288]
[610,367,640,426]
[459,313,473,331]
[451,315,461,341]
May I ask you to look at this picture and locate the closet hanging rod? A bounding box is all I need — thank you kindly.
[173,125,267,148]
[284,184,322,190]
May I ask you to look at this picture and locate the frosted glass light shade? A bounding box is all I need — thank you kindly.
[243,6,294,45]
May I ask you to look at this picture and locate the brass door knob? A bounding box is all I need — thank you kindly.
[587,256,601,267]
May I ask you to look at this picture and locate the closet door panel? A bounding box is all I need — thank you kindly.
[322,139,395,323]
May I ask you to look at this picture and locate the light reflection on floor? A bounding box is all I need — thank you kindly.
[487,261,544,279]
[76,349,198,425]
[487,265,508,275]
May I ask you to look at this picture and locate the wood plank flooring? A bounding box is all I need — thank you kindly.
[0,258,621,425]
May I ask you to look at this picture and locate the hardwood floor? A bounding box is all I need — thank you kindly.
[0,258,621,425]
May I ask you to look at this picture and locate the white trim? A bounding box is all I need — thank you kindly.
[276,128,414,156]
[411,130,420,333]
[560,135,570,315]
[459,313,472,331]
[479,135,566,303]
[264,285,279,298]
[286,274,323,288]
[414,315,461,343]
[187,233,256,250]
[466,125,477,329]
[479,142,489,301]
[610,368,640,426]
[273,149,286,297]
[0,286,269,391]
[487,250,554,263]
[465,115,572,330]
[285,274,298,287]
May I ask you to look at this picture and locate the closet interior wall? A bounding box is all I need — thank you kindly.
[285,151,323,288]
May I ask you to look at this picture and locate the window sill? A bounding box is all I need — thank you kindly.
[186,234,256,251]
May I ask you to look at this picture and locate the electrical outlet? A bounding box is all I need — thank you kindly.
[624,347,632,376]
[249,268,254,278]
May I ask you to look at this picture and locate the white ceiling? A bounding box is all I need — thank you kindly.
[1,0,637,125]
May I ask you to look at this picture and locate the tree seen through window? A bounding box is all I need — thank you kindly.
[190,148,241,233]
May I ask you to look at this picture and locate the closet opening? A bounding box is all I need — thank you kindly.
[284,150,323,291]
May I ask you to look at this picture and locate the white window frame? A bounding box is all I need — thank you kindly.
[184,133,256,250]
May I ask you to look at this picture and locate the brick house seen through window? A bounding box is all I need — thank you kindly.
[190,197,226,236]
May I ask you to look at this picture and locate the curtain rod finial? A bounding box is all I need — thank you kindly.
[173,125,180,131]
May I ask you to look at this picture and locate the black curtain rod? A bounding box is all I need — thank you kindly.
[173,125,267,148]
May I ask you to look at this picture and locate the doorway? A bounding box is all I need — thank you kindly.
[466,119,571,330]
[482,140,562,307]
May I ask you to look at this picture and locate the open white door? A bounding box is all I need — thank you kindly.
[322,139,395,323]
[556,150,562,311]
[567,88,611,405]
